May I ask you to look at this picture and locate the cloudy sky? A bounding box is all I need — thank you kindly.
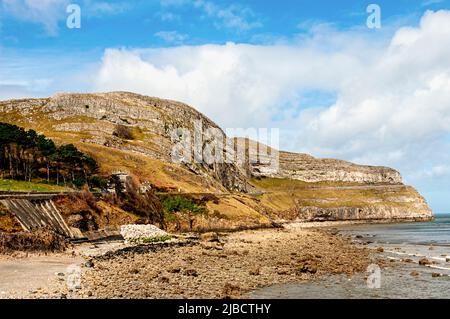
[1,0,450,213]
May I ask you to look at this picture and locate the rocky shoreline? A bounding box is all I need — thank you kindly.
[11,224,371,299]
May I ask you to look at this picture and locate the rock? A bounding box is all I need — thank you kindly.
[410,271,419,277]
[159,276,170,283]
[298,262,318,274]
[376,247,384,253]
[184,269,198,277]
[168,267,181,274]
[120,224,169,244]
[222,283,241,299]
[249,267,260,276]
[85,260,94,268]
[251,147,403,184]
[419,258,431,266]
[200,232,219,242]
[432,272,442,278]
[201,242,224,250]
[403,258,413,263]
[446,258,450,263]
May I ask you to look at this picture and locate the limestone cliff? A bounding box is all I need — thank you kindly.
[0,92,249,192]
[254,151,402,184]
[0,92,433,224]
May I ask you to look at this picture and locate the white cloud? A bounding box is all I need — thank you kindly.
[154,31,188,44]
[1,0,130,35]
[2,0,70,36]
[157,12,180,22]
[83,1,130,17]
[93,10,450,191]
[193,0,262,31]
[422,0,444,6]
[160,0,262,31]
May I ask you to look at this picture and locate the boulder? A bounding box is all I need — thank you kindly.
[418,258,431,266]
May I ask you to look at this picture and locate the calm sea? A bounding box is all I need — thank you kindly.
[251,215,450,299]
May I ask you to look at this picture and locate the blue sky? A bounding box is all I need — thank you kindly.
[1,0,450,214]
[1,0,448,49]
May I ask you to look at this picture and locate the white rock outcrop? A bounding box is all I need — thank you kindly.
[120,224,169,243]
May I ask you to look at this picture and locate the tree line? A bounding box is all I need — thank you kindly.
[0,122,98,187]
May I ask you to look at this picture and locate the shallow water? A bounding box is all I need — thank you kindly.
[251,215,450,299]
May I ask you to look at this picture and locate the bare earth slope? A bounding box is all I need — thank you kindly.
[0,92,433,224]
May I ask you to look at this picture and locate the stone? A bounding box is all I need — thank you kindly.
[297,262,318,274]
[403,258,413,263]
[85,260,94,268]
[432,273,442,278]
[168,267,181,274]
[200,232,219,242]
[120,224,169,243]
[418,258,431,266]
[184,269,198,277]
[249,267,260,276]
[410,271,419,277]
[376,247,384,253]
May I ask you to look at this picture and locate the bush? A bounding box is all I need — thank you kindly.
[73,177,86,188]
[89,176,109,190]
[141,235,172,243]
[162,196,207,215]
[113,124,134,140]
[117,177,165,228]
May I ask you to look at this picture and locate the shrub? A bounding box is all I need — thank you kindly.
[140,235,172,244]
[73,177,86,188]
[162,196,207,215]
[89,176,109,190]
[117,177,165,228]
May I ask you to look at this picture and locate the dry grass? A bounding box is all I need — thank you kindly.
[250,177,367,190]
[0,205,22,233]
[252,177,420,211]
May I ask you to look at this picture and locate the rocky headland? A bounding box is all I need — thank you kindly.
[0,92,433,230]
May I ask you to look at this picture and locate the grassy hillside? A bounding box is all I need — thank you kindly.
[250,177,426,213]
[0,179,71,192]
[0,94,432,229]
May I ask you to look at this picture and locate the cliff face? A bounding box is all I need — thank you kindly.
[0,92,433,223]
[253,151,403,184]
[295,185,432,222]
[0,92,249,192]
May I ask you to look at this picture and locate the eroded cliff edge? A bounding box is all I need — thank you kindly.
[0,92,433,226]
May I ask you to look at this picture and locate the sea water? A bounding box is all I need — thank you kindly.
[251,215,450,299]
